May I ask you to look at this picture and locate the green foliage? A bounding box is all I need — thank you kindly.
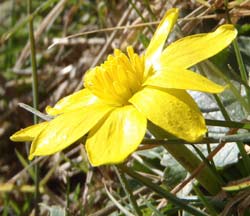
[1,0,250,215]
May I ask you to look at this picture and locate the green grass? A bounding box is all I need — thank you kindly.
[1,0,250,215]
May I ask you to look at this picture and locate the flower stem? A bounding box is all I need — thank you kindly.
[163,144,221,195]
[191,145,225,186]
[27,0,39,215]
[148,122,221,195]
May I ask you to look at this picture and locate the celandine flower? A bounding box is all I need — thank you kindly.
[11,9,237,166]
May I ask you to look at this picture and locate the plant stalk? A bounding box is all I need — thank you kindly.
[148,123,221,195]
[27,0,39,215]
[163,144,221,195]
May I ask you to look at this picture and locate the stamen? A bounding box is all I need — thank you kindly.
[84,47,145,106]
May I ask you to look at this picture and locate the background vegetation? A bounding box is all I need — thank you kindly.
[0,0,250,215]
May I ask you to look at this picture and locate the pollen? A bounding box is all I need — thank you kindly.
[84,46,145,106]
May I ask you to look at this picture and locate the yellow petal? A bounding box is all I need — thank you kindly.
[10,122,48,142]
[160,24,237,69]
[130,87,206,142]
[46,88,99,116]
[145,8,178,73]
[86,105,147,166]
[144,67,225,93]
[29,104,113,160]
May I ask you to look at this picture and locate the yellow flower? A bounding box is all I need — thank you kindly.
[10,8,237,166]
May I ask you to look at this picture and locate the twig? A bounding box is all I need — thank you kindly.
[49,14,228,48]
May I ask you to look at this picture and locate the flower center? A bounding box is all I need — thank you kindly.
[84,46,145,106]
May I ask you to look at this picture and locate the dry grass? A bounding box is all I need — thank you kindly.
[0,0,250,215]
